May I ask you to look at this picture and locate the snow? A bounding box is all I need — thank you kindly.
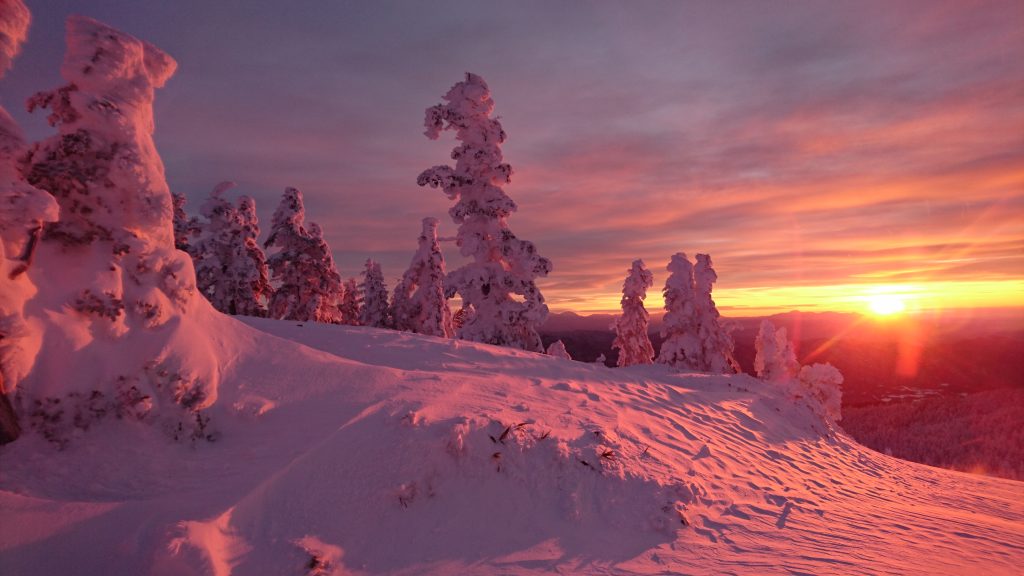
[2,316,1021,575]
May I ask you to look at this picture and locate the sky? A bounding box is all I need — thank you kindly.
[4,0,1023,315]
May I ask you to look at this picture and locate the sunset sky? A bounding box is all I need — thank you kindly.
[6,0,1022,315]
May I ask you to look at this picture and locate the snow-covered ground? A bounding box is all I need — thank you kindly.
[2,315,1021,575]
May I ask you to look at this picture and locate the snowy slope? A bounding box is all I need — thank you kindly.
[1,316,1022,575]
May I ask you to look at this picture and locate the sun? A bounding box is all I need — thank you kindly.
[867,294,906,316]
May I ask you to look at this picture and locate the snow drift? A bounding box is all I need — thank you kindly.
[1,318,1021,575]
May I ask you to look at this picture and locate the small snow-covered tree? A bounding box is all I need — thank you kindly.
[546,340,572,360]
[171,192,201,254]
[657,253,701,370]
[612,259,655,367]
[693,254,739,374]
[798,363,843,422]
[236,196,272,316]
[359,258,389,328]
[390,217,453,337]
[339,277,361,325]
[264,188,342,323]
[417,73,552,351]
[191,183,271,317]
[754,320,799,381]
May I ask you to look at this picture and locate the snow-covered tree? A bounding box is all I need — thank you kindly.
[656,253,701,370]
[612,259,655,367]
[171,192,200,254]
[0,0,58,441]
[359,258,389,328]
[798,363,843,422]
[754,320,799,381]
[339,277,361,325]
[693,254,739,374]
[263,188,343,323]
[417,73,552,351]
[8,14,226,443]
[546,340,572,360]
[191,183,271,317]
[390,217,453,337]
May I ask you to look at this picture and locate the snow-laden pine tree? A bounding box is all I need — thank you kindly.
[236,195,272,317]
[417,73,552,351]
[191,183,271,317]
[359,259,390,328]
[612,259,655,367]
[656,253,701,370]
[171,192,200,254]
[339,277,361,325]
[390,217,453,337]
[546,340,572,360]
[799,363,843,422]
[693,254,739,374]
[754,320,799,381]
[0,0,58,441]
[263,188,342,323]
[9,14,230,443]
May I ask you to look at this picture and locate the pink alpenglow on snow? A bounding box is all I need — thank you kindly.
[612,259,655,367]
[6,14,232,445]
[390,217,453,338]
[417,73,552,352]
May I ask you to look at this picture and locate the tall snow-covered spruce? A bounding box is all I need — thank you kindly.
[656,252,701,370]
[693,254,739,374]
[754,320,799,381]
[11,14,230,444]
[612,259,655,367]
[263,188,343,323]
[417,73,552,351]
[390,217,453,338]
[191,182,271,317]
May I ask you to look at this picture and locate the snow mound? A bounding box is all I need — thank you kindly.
[2,318,1022,575]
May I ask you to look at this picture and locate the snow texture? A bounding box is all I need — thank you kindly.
[612,259,655,367]
[1,318,1020,575]
[263,188,342,323]
[417,73,552,352]
[358,258,389,328]
[390,217,453,338]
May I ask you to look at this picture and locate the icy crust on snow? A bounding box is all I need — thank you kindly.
[2,319,1022,575]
